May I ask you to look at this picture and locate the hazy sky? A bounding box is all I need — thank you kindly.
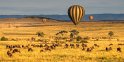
[0,0,124,15]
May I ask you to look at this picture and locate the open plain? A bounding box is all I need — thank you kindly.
[0,18,124,62]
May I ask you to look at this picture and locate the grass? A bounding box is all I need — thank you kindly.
[0,18,124,62]
[0,41,124,62]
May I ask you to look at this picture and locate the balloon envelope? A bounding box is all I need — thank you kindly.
[89,15,94,20]
[68,5,85,25]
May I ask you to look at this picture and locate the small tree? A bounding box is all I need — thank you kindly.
[70,30,79,38]
[108,31,114,37]
[36,32,45,37]
[76,36,82,42]
[108,31,114,40]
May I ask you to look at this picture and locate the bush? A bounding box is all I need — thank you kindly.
[81,40,88,43]
[83,36,90,40]
[1,36,8,41]
[108,31,114,37]
[76,36,82,41]
[36,32,45,37]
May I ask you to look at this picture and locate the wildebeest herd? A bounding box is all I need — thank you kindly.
[5,42,123,57]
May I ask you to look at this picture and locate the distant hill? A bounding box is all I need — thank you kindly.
[0,14,124,21]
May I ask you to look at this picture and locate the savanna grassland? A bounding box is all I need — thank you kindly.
[0,18,124,62]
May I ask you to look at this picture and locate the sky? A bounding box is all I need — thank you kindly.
[0,0,124,15]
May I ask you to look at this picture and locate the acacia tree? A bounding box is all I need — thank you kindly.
[70,30,79,38]
[56,30,68,38]
[55,30,68,43]
[108,31,114,40]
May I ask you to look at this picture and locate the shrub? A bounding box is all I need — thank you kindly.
[76,36,82,41]
[1,36,8,41]
[36,32,45,37]
[81,40,88,43]
[108,31,114,37]
[83,36,90,40]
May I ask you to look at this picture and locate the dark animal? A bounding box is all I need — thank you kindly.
[81,43,87,47]
[28,48,33,52]
[94,44,99,47]
[44,46,51,51]
[7,51,13,57]
[70,44,75,48]
[64,44,68,48]
[106,47,112,51]
[117,47,121,52]
[12,49,20,53]
[82,47,85,51]
[76,44,80,48]
[86,48,92,52]
[40,49,45,52]
[109,44,113,46]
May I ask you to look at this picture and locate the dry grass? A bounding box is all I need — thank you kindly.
[0,18,124,62]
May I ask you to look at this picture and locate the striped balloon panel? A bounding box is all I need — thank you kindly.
[68,5,85,25]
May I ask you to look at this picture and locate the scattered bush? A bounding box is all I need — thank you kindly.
[1,36,8,41]
[36,32,45,37]
[81,40,88,43]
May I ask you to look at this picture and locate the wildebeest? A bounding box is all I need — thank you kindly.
[82,47,85,51]
[64,44,68,48]
[7,51,13,57]
[28,48,33,52]
[109,44,113,46]
[44,44,49,47]
[40,49,45,52]
[86,48,92,52]
[106,47,112,51]
[94,44,99,47]
[12,49,20,53]
[44,46,51,51]
[117,47,121,52]
[76,44,80,48]
[70,44,75,48]
[81,43,87,47]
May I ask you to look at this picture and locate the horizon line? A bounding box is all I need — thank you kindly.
[0,13,124,15]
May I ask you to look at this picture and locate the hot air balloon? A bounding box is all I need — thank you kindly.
[89,15,94,21]
[68,5,85,25]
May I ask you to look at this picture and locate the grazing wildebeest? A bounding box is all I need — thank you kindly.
[81,43,87,47]
[76,44,80,48]
[117,47,121,52]
[28,48,33,52]
[12,49,20,53]
[44,44,48,47]
[94,44,99,47]
[39,44,43,48]
[91,46,94,50]
[54,43,59,47]
[40,49,45,52]
[86,48,92,52]
[64,44,68,48]
[44,46,51,51]
[70,44,75,48]
[50,45,55,49]
[106,47,112,51]
[7,51,13,57]
[82,47,85,51]
[109,44,113,46]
